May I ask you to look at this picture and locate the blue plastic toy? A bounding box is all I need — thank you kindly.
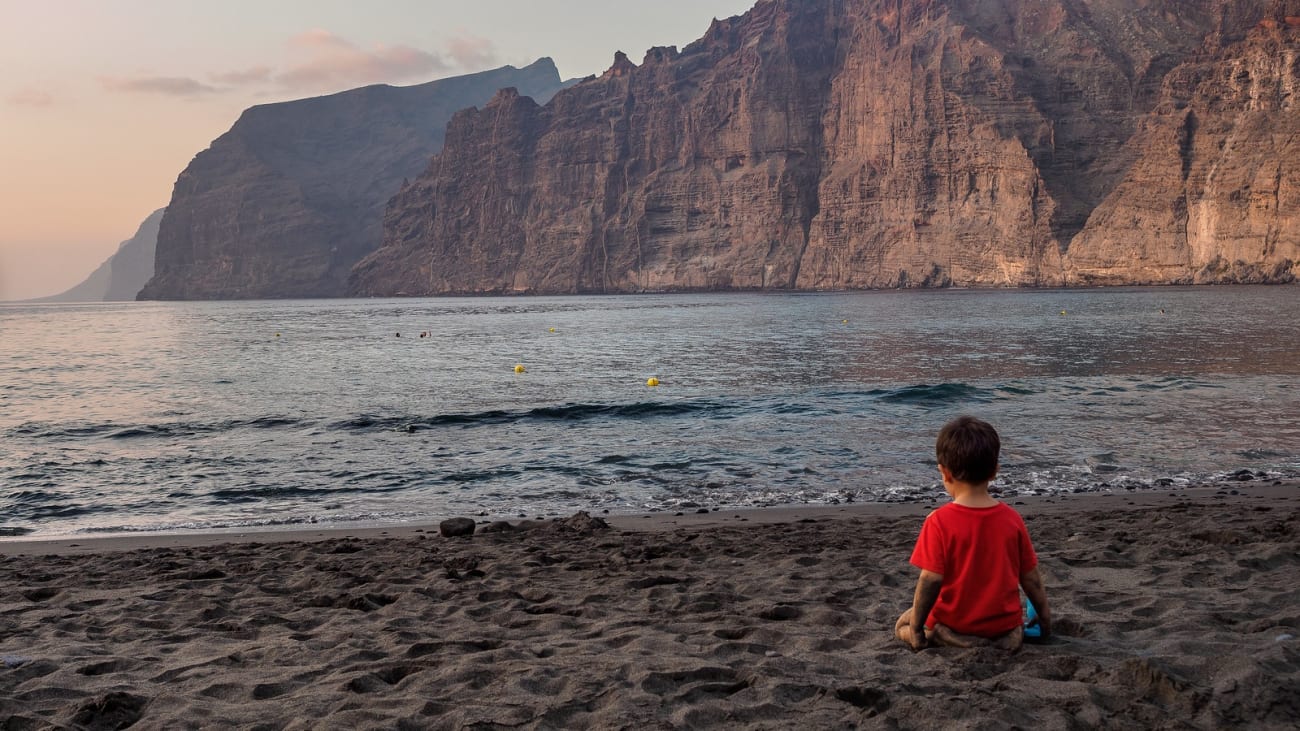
[1022,594,1042,639]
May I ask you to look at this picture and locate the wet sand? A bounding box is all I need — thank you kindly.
[2,482,1297,729]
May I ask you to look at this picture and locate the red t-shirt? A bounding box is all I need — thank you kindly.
[909,502,1038,637]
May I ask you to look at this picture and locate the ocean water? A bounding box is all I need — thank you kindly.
[1,287,1297,538]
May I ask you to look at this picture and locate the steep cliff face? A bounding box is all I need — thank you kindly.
[353,0,1295,295]
[352,5,838,295]
[1065,4,1300,284]
[138,60,569,300]
[35,209,164,302]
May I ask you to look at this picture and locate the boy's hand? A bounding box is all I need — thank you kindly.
[906,624,929,651]
[1035,614,1051,640]
[1020,565,1051,640]
[903,570,943,652]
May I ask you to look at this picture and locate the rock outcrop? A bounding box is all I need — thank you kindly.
[138,60,570,300]
[1065,2,1300,284]
[34,208,165,302]
[351,0,1297,296]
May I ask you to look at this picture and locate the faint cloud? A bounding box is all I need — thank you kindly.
[100,31,504,101]
[446,33,499,70]
[7,87,55,107]
[99,75,220,97]
[210,66,273,86]
[274,29,450,92]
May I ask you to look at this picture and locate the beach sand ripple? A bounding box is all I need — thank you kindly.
[2,491,1297,729]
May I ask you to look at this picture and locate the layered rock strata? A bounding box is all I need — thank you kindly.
[1065,3,1300,284]
[352,0,1297,296]
[139,60,569,300]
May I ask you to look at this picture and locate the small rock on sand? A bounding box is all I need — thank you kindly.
[440,518,477,538]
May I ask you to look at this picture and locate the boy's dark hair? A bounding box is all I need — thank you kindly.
[936,416,1000,483]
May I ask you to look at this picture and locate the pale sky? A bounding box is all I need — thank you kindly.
[0,0,756,300]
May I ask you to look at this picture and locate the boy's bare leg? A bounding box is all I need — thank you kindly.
[895,610,984,649]
[897,610,1022,651]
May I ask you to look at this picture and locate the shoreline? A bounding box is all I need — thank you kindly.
[3,479,1295,556]
[8,280,1300,306]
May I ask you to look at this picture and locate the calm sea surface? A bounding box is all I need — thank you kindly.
[1,288,1297,538]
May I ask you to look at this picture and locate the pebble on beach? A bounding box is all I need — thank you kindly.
[439,517,477,538]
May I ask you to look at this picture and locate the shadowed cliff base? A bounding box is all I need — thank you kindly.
[350,0,1299,297]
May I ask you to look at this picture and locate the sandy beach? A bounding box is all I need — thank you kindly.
[2,482,1297,729]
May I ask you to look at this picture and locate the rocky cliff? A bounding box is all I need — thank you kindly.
[138,60,570,300]
[1065,2,1300,284]
[35,208,164,302]
[351,0,1297,295]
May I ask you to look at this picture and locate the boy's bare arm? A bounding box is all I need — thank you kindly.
[908,570,944,647]
[1020,565,1051,638]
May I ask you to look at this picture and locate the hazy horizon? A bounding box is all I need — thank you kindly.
[0,0,755,301]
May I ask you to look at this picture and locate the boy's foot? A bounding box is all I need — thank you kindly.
[993,625,1024,652]
[931,623,975,648]
[932,623,1023,651]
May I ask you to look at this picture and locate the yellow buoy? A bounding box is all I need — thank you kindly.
[275,333,281,337]
[646,377,660,387]
[1060,310,1067,316]
[842,319,848,324]
[548,327,556,333]
[514,364,526,374]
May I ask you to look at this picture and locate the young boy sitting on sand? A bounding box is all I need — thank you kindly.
[895,416,1050,651]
